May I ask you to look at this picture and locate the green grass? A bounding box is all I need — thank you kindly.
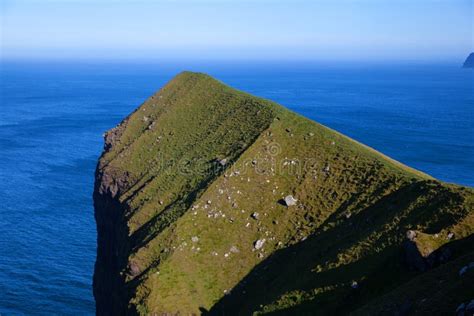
[95,72,474,315]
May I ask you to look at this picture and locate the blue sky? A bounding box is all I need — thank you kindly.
[1,0,472,61]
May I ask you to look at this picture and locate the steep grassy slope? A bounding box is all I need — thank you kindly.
[94,72,474,315]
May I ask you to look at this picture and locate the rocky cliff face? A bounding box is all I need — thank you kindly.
[93,72,474,315]
[93,123,133,315]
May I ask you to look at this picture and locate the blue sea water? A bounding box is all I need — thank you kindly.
[0,61,473,314]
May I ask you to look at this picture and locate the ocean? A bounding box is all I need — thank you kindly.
[0,61,473,314]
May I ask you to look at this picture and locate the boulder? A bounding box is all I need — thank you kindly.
[459,262,474,276]
[128,261,141,277]
[456,303,466,314]
[251,212,260,220]
[284,195,297,207]
[218,158,228,167]
[466,300,474,312]
[406,230,417,241]
[456,299,474,316]
[254,239,266,250]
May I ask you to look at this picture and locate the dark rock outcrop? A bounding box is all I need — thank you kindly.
[93,129,133,315]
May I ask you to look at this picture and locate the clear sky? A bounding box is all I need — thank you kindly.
[1,0,473,61]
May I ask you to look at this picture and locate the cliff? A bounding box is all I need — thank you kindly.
[93,72,474,315]
[463,53,474,68]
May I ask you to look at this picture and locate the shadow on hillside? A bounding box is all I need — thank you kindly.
[205,180,467,315]
[128,159,223,253]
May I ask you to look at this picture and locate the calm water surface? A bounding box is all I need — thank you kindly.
[0,61,472,314]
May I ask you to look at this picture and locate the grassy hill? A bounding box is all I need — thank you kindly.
[93,72,474,315]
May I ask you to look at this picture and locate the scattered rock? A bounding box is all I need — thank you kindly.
[251,212,260,220]
[191,236,199,243]
[351,281,359,289]
[456,299,474,316]
[218,158,228,166]
[254,239,266,250]
[308,132,314,137]
[230,246,239,253]
[406,230,417,241]
[456,303,466,314]
[456,303,466,316]
[447,232,455,240]
[467,300,474,312]
[459,262,474,276]
[284,195,298,207]
[128,261,141,277]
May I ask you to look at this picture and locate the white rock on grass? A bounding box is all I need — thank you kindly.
[254,239,266,250]
[284,195,298,207]
[191,236,199,243]
[218,158,228,166]
[406,230,416,241]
